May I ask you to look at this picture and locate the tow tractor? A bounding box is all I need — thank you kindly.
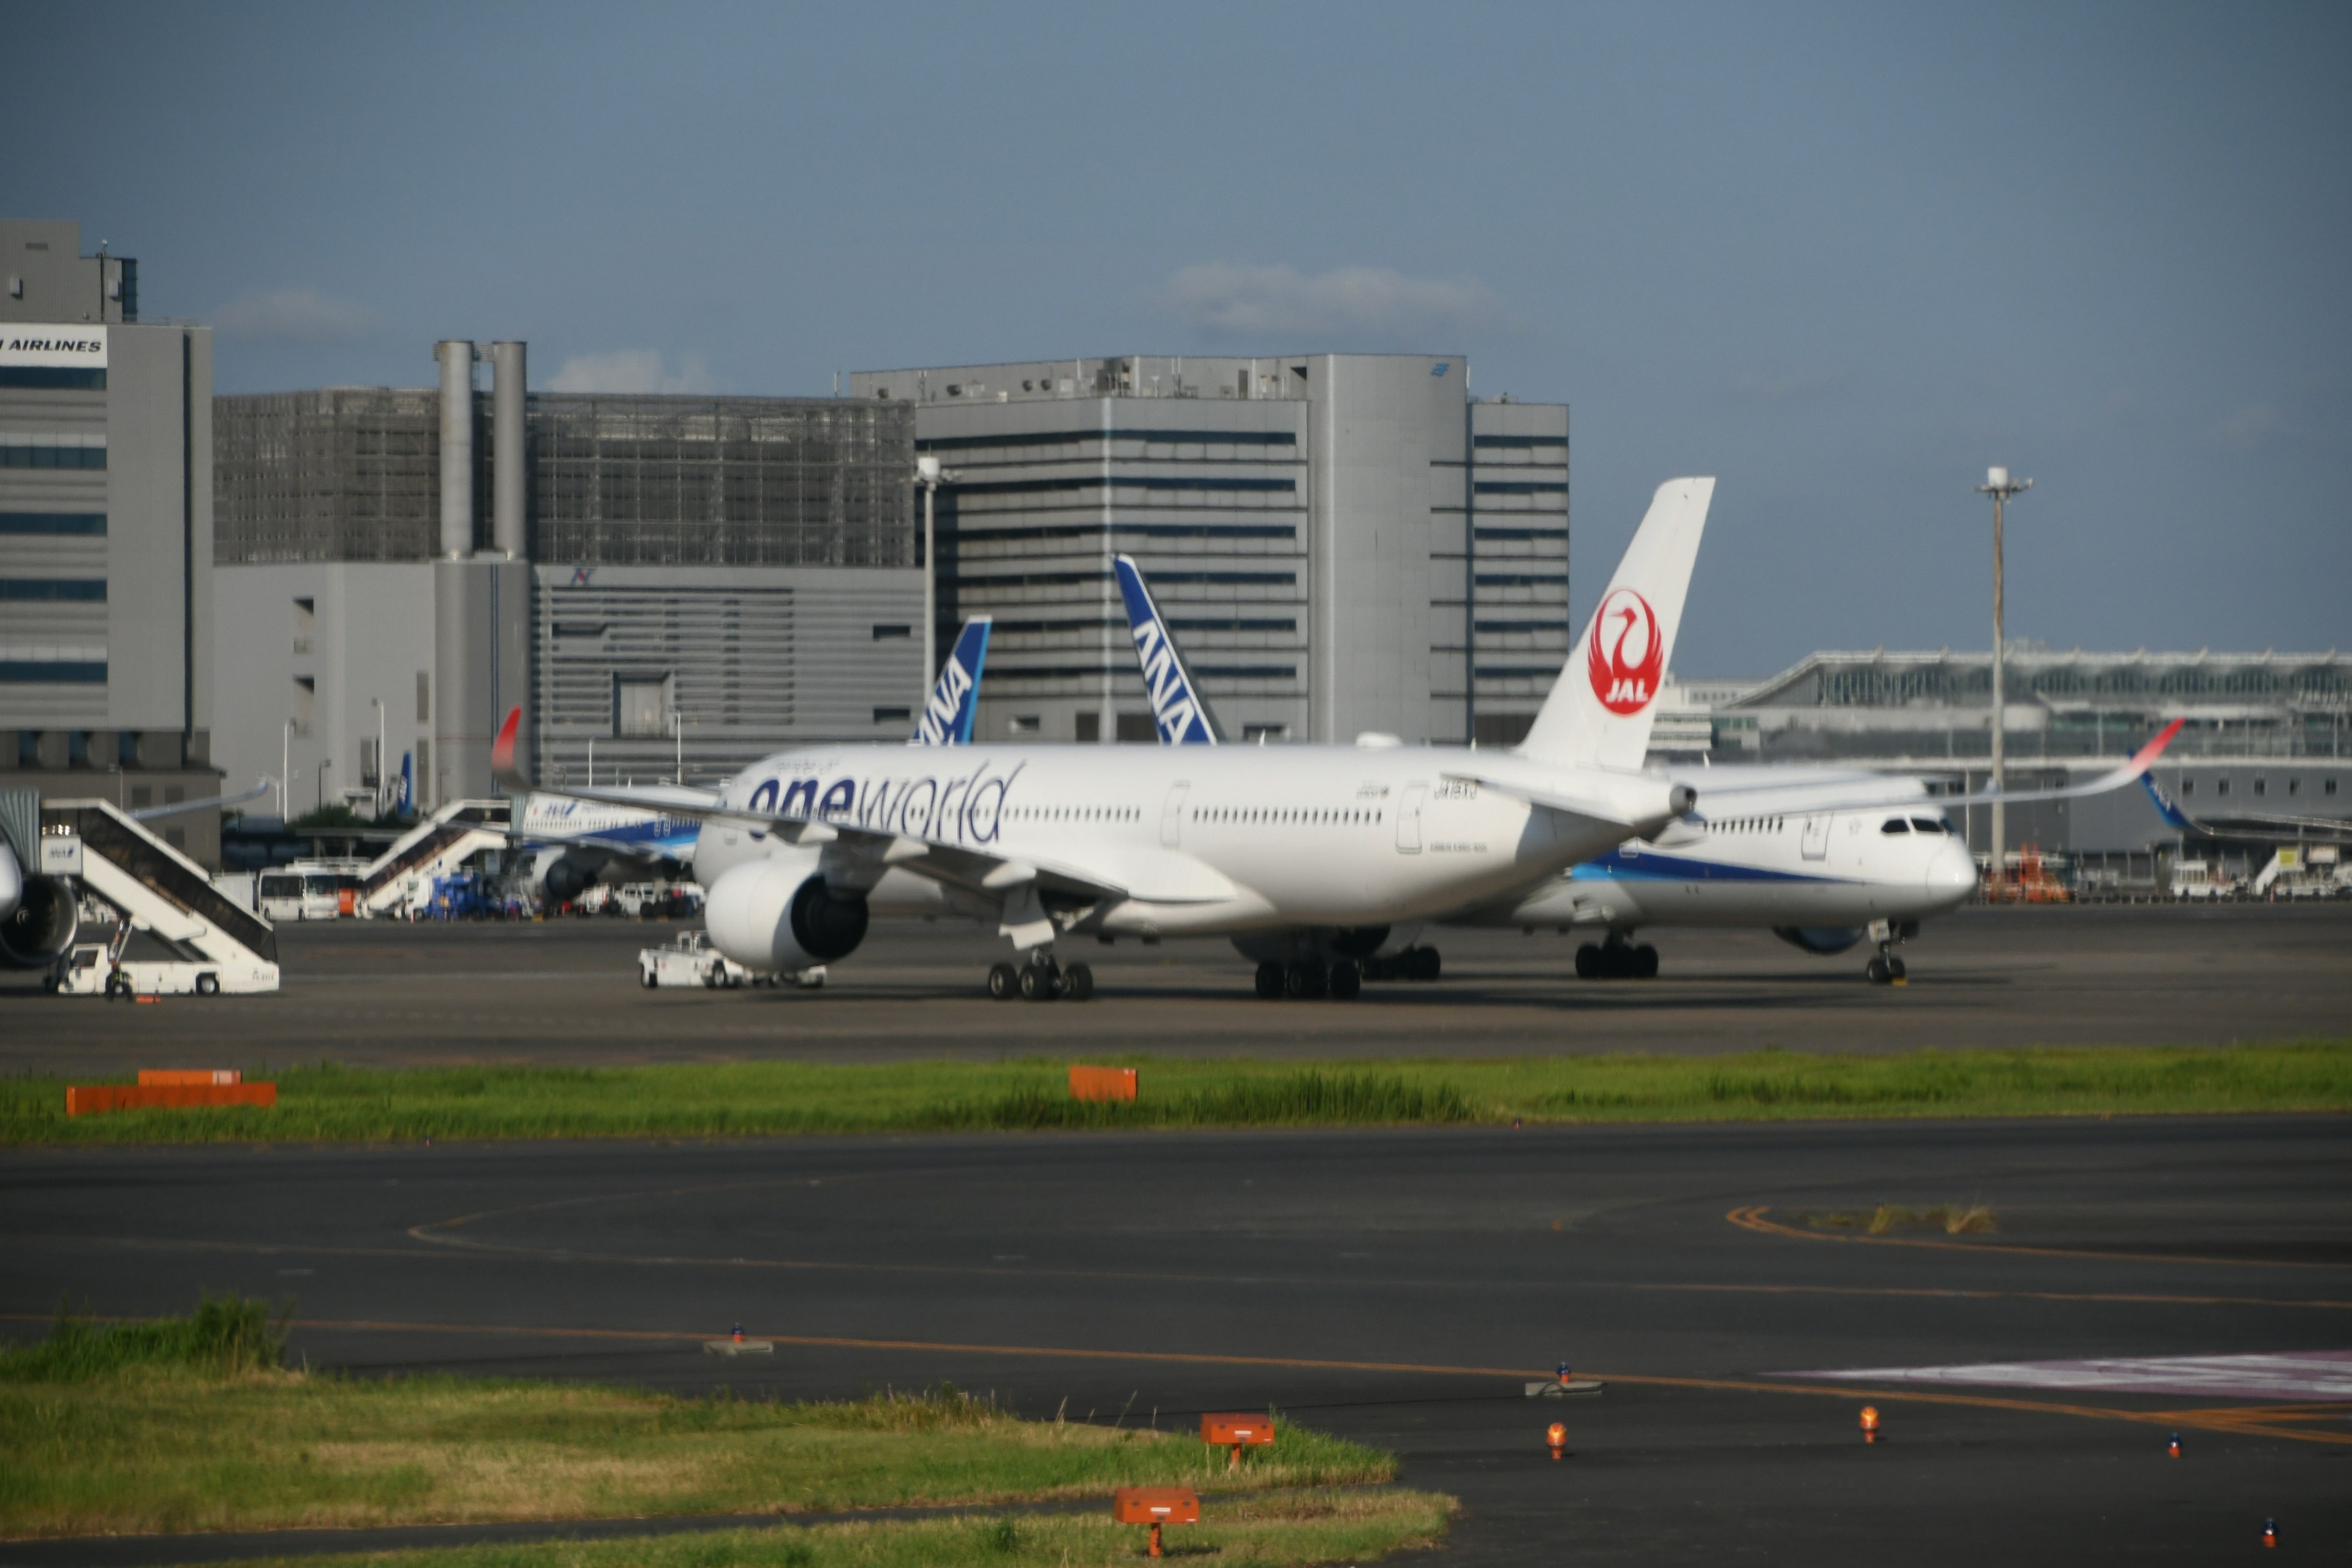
[638,928,824,991]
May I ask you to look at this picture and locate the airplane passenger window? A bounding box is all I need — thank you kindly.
[1881,819,1910,834]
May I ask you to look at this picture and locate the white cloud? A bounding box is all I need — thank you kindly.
[2211,402,2280,450]
[1156,262,1507,339]
[213,286,379,341]
[546,349,716,394]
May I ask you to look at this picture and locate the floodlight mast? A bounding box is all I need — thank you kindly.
[1972,465,2032,884]
[914,455,956,704]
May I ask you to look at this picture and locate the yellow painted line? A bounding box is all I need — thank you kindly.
[1726,1205,2351,1270]
[7,1312,2346,1447]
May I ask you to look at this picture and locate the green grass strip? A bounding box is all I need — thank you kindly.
[6,1041,2348,1145]
[2,1302,1394,1540]
[200,1491,1459,1568]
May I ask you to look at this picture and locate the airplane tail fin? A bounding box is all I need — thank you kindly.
[2139,769,2199,834]
[1114,555,1221,744]
[911,617,992,745]
[1517,477,1714,771]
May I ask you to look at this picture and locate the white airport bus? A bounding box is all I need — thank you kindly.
[257,859,367,921]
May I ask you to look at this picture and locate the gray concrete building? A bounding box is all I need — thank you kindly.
[1661,647,2352,882]
[1,219,222,862]
[212,361,922,814]
[849,355,1568,747]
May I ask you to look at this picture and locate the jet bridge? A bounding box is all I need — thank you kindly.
[357,799,510,914]
[42,799,281,994]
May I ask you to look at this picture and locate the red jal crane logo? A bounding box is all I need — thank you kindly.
[1587,587,1664,715]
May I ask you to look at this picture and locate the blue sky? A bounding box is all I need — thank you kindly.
[11,1,2346,674]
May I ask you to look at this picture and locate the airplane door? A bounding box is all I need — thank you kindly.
[1801,814,1830,860]
[1160,782,1190,848]
[1396,782,1427,853]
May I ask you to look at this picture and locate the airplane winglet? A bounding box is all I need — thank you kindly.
[491,706,531,792]
[2123,718,2186,779]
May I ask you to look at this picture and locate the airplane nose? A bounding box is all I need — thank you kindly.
[1926,840,1978,905]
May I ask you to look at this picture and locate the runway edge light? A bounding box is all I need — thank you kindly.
[1859,1406,1880,1444]
[2166,1432,2180,1458]
[1546,1421,1567,1461]
[2263,1518,2276,1548]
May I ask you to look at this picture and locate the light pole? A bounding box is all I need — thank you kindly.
[370,697,386,821]
[1972,465,2032,883]
[914,456,957,696]
[281,717,296,822]
[317,756,332,819]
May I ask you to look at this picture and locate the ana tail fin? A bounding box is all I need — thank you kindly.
[1114,554,1220,744]
[1517,477,1714,771]
[911,617,992,745]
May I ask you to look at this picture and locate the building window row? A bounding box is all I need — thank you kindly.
[0,368,107,391]
[0,661,106,684]
[922,428,1298,453]
[953,522,1298,543]
[0,434,107,469]
[0,511,106,535]
[955,475,1299,498]
[0,578,107,601]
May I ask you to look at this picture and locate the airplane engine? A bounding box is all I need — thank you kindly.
[0,847,79,968]
[539,851,602,903]
[704,850,869,973]
[1772,925,1863,956]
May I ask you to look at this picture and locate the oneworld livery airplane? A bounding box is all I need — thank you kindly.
[497,478,1724,1000]
[1112,555,2181,987]
[517,617,992,904]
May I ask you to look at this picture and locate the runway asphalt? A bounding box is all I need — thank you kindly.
[5,902,2350,1072]
[4,1116,2348,1564]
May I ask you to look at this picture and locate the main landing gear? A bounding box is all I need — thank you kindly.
[1575,935,1658,979]
[989,952,1093,1003]
[1254,957,1363,1000]
[1863,918,1919,986]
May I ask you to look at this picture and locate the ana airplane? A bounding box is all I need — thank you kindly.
[516,617,993,904]
[496,478,1724,1000]
[1112,554,2180,987]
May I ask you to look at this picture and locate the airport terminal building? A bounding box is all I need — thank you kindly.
[212,353,924,817]
[850,355,1569,747]
[1662,647,2352,882]
[0,219,225,863]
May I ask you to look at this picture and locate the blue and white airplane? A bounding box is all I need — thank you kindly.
[516,617,992,904]
[1113,552,2179,987]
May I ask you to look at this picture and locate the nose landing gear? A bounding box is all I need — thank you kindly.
[1251,956,1363,1000]
[1863,919,1920,986]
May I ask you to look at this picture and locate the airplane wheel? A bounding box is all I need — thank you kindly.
[1411,946,1441,981]
[1575,944,1600,980]
[988,961,1020,1000]
[195,973,220,997]
[1285,959,1327,999]
[1020,963,1055,1001]
[1634,944,1659,979]
[1328,960,1362,1000]
[1254,960,1286,999]
[1887,956,1907,981]
[1865,955,1891,985]
[1063,962,1094,1001]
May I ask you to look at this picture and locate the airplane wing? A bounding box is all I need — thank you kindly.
[1692,720,2187,815]
[131,779,272,821]
[490,707,1135,903]
[910,617,991,745]
[1114,555,1221,744]
[2139,773,2352,843]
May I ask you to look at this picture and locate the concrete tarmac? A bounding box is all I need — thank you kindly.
[5,903,2349,1072]
[4,1117,2348,1564]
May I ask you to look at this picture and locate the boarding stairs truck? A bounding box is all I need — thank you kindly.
[356,799,509,916]
[40,799,281,997]
[2250,845,2348,900]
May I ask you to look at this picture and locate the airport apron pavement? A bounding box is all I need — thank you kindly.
[4,1115,2348,1564]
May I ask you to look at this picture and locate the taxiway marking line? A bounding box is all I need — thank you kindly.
[1726,1205,2349,1270]
[7,1313,2345,1446]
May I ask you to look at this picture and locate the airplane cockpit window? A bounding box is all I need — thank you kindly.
[1880,818,1911,834]
[1910,817,1948,834]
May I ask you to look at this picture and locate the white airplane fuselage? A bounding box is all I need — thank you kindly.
[1475,782,1979,934]
[689,741,1683,944]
